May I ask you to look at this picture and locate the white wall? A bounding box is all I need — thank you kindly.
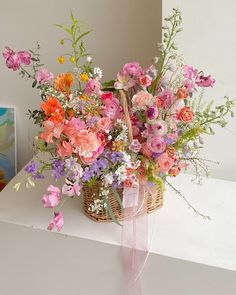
[0,0,161,171]
[163,0,236,181]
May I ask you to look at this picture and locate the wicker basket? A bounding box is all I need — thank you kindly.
[82,90,164,222]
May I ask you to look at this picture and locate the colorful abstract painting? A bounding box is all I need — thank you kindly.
[0,107,16,191]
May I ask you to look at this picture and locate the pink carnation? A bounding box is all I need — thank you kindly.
[42,185,60,208]
[36,68,54,84]
[132,91,153,110]
[103,97,121,120]
[97,117,112,132]
[85,79,101,95]
[47,212,64,232]
[157,152,174,173]
[75,130,101,158]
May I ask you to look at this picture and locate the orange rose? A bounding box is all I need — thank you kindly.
[176,87,189,99]
[177,106,194,122]
[169,166,181,177]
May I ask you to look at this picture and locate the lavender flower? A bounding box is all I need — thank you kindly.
[52,159,65,180]
[110,152,124,163]
[25,161,45,179]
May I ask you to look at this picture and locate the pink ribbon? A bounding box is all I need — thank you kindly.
[121,183,149,295]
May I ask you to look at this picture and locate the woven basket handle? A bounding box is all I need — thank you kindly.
[118,90,133,143]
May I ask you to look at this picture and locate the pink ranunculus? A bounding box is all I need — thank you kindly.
[157,90,175,109]
[36,68,54,84]
[57,141,73,158]
[132,90,153,111]
[157,152,175,173]
[97,117,112,132]
[140,142,152,158]
[148,120,167,136]
[75,130,101,158]
[103,97,121,120]
[47,212,64,232]
[42,185,60,208]
[6,54,21,71]
[122,62,142,76]
[17,50,32,65]
[114,71,136,91]
[129,139,142,153]
[62,182,81,197]
[85,79,101,95]
[147,136,166,153]
[196,75,215,87]
[139,74,153,87]
[183,65,198,80]
[3,46,14,59]
[80,146,104,165]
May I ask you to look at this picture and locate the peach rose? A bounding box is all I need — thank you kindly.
[176,87,189,99]
[132,90,153,110]
[157,152,174,173]
[169,166,181,177]
[75,130,101,158]
[177,106,194,123]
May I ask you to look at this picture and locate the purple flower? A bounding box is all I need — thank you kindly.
[146,106,159,120]
[111,152,124,163]
[52,160,65,180]
[82,168,94,181]
[25,161,45,179]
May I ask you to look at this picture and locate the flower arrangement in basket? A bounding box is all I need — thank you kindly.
[3,9,234,231]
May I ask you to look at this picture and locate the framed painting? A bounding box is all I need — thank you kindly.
[0,107,16,191]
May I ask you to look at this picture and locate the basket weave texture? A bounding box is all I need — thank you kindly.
[82,90,163,222]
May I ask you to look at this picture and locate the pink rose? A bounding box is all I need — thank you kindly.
[6,54,20,71]
[122,62,142,76]
[17,50,32,65]
[132,91,153,110]
[103,97,121,120]
[85,79,101,95]
[47,212,64,232]
[36,68,54,84]
[196,75,215,87]
[147,136,166,153]
[57,141,73,158]
[157,152,174,173]
[148,120,167,136]
[42,185,60,208]
[2,46,14,59]
[139,74,152,87]
[97,117,112,132]
[62,182,81,197]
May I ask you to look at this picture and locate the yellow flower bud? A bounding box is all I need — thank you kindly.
[60,39,65,45]
[79,72,89,82]
[70,56,76,63]
[58,56,65,64]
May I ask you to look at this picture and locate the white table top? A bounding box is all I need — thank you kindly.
[0,164,236,271]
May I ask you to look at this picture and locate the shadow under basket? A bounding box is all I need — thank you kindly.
[83,183,164,222]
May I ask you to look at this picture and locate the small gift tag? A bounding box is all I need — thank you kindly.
[123,184,140,208]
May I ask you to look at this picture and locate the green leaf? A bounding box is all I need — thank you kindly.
[32,80,37,88]
[106,196,122,226]
[74,30,92,46]
[111,188,124,212]
[102,80,115,88]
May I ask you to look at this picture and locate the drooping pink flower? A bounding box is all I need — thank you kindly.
[147,136,166,153]
[6,54,20,71]
[2,46,14,59]
[57,141,73,158]
[36,68,54,84]
[183,65,198,80]
[47,212,64,232]
[184,79,196,92]
[122,62,142,76]
[85,79,101,95]
[42,185,60,208]
[157,152,174,173]
[132,91,153,110]
[196,75,215,87]
[17,50,32,65]
[62,182,81,197]
[114,71,136,91]
[129,139,142,153]
[139,74,152,87]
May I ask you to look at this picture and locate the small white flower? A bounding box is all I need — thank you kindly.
[93,67,103,79]
[86,56,92,63]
